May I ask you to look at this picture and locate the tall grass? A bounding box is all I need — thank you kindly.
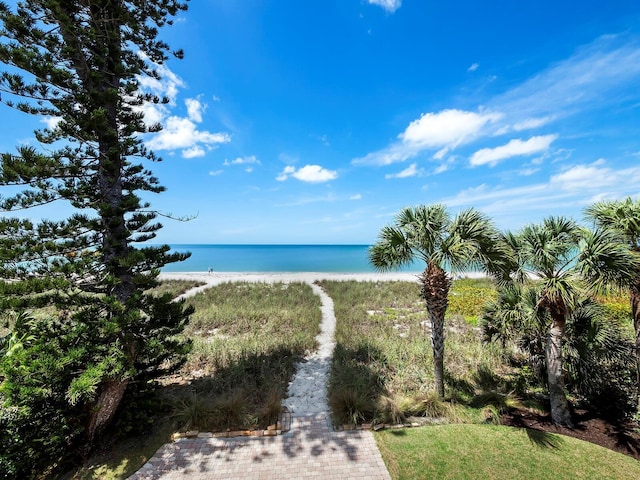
[319,279,509,426]
[168,281,321,431]
[147,279,205,298]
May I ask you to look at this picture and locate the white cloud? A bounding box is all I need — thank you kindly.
[138,103,165,126]
[276,165,338,183]
[385,163,419,179]
[185,98,205,123]
[513,116,554,131]
[136,55,185,105]
[276,165,296,182]
[354,36,640,177]
[135,57,231,158]
[353,109,502,166]
[434,157,456,174]
[350,194,362,200]
[547,159,639,191]
[470,134,558,167]
[433,147,449,160]
[41,116,62,130]
[182,146,205,158]
[468,63,479,72]
[519,168,539,176]
[444,160,640,224]
[209,170,223,176]
[368,0,401,13]
[401,109,502,148]
[146,116,231,152]
[446,183,549,207]
[224,155,260,166]
[492,34,640,123]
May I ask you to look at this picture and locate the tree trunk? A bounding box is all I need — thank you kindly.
[430,308,446,399]
[420,263,451,399]
[631,282,640,399]
[87,2,135,444]
[545,314,573,427]
[85,380,128,445]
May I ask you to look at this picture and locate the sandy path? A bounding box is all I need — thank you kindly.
[282,282,336,415]
[162,272,406,414]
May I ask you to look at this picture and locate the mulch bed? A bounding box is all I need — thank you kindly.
[501,408,640,460]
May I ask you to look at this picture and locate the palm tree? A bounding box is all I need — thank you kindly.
[585,197,640,392]
[369,204,504,398]
[482,286,635,418]
[503,216,639,426]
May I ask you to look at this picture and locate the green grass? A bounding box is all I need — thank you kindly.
[376,424,640,479]
[0,280,203,338]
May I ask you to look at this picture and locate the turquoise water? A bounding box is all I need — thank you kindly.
[161,244,422,273]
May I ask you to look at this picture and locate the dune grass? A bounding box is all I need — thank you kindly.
[376,424,640,479]
[173,281,321,432]
[318,279,508,426]
[146,279,205,298]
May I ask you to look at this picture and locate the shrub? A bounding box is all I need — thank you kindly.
[0,313,90,479]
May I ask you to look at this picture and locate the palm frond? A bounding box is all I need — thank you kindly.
[368,226,413,271]
[577,227,640,294]
[585,196,640,250]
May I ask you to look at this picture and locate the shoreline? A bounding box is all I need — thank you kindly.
[158,271,488,284]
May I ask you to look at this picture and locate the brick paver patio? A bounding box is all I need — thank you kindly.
[128,414,391,479]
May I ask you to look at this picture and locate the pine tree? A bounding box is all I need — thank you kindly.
[0,0,193,465]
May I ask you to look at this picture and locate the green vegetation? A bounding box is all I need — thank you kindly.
[369,204,505,398]
[320,279,509,427]
[0,2,192,478]
[499,216,640,426]
[175,281,320,431]
[586,197,640,393]
[321,278,638,429]
[67,281,320,479]
[448,278,498,324]
[482,286,637,419]
[376,424,640,480]
[147,280,206,299]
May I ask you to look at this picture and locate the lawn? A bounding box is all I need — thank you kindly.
[376,424,640,479]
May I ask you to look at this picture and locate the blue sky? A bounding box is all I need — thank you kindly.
[2,1,640,244]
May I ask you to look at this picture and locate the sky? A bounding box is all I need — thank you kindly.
[2,0,640,244]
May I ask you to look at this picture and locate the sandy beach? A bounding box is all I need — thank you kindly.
[159,270,487,286]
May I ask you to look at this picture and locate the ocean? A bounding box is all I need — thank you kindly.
[161,244,423,273]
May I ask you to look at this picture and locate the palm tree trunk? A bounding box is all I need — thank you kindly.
[546,313,573,427]
[631,282,640,397]
[420,263,451,399]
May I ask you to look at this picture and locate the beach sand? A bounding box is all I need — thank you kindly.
[159,271,487,286]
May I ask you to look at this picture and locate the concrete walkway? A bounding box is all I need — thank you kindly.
[129,277,392,480]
